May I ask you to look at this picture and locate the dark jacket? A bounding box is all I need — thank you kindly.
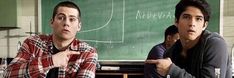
[164,30,232,78]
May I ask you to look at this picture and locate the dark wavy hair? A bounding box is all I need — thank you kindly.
[164,25,178,41]
[175,0,211,22]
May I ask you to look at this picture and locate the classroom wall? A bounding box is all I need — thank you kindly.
[0,0,233,58]
[223,0,234,55]
[0,0,36,57]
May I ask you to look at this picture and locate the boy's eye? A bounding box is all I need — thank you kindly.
[57,16,65,20]
[182,15,190,19]
[196,17,203,21]
[70,18,77,22]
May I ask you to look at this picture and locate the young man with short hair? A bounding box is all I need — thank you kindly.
[4,1,97,78]
[146,0,231,78]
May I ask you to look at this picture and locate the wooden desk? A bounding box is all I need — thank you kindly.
[96,67,144,78]
[96,60,144,78]
[96,72,143,78]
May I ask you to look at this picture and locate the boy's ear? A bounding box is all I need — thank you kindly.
[203,21,208,30]
[166,35,172,41]
[77,22,81,32]
[50,19,53,27]
[174,19,178,28]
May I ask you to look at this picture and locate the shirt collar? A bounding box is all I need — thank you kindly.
[49,35,80,51]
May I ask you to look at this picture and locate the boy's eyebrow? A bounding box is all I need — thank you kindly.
[56,13,78,18]
[182,13,204,18]
[195,16,203,18]
[182,14,190,16]
[56,13,65,16]
[69,15,78,18]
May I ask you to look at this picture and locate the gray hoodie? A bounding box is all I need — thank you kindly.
[164,30,232,78]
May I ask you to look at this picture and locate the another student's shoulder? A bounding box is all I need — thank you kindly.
[152,43,166,51]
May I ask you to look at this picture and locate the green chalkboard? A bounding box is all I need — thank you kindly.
[41,0,220,60]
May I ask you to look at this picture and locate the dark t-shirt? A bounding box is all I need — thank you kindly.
[46,44,59,78]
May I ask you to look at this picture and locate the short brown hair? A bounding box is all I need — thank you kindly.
[52,1,81,20]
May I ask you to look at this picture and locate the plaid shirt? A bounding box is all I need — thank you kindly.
[3,35,98,78]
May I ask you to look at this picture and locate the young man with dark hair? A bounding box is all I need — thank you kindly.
[144,25,179,78]
[145,0,231,78]
[4,1,97,78]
